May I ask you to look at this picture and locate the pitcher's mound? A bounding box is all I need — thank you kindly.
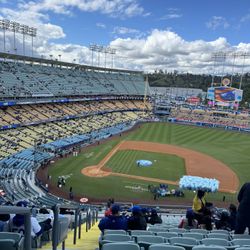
[81,166,111,177]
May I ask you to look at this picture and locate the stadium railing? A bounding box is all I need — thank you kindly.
[52,204,79,250]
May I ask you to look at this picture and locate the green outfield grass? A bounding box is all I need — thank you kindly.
[106,150,185,181]
[48,122,250,203]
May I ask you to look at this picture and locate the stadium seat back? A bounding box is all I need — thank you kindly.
[0,232,22,242]
[58,218,69,244]
[169,237,198,245]
[102,242,140,250]
[210,230,229,235]
[232,239,250,246]
[182,232,204,240]
[0,232,24,250]
[149,244,185,250]
[103,234,132,242]
[168,228,187,234]
[104,229,127,235]
[190,229,209,235]
[0,239,17,250]
[201,238,230,246]
[130,230,153,236]
[148,227,168,232]
[156,232,178,239]
[193,246,227,250]
[207,233,229,240]
[233,235,250,240]
[137,235,165,244]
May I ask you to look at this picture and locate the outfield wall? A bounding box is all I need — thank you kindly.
[168,118,250,133]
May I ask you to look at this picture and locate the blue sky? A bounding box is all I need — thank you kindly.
[0,0,250,73]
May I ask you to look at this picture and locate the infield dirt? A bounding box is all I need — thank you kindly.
[82,140,239,193]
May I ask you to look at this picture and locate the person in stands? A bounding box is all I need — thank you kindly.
[98,204,127,233]
[179,209,198,229]
[228,204,237,231]
[127,206,147,230]
[9,201,43,237]
[192,190,206,224]
[235,182,250,234]
[148,209,162,225]
[200,207,212,231]
[215,210,231,231]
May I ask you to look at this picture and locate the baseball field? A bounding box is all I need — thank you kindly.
[48,122,250,204]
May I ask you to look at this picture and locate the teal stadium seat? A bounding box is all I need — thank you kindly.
[193,246,228,250]
[149,245,186,250]
[0,232,24,250]
[232,239,250,247]
[102,242,140,250]
[169,237,198,250]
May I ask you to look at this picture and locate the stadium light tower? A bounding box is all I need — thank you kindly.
[239,52,250,89]
[10,21,20,54]
[103,46,111,68]
[20,24,29,56]
[96,45,103,67]
[0,19,10,53]
[0,19,37,56]
[110,48,116,68]
[89,44,96,66]
[29,27,37,57]
[89,44,116,68]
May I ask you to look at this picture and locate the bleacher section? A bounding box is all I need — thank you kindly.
[0,61,145,98]
[97,215,250,250]
[170,107,250,129]
[0,100,152,128]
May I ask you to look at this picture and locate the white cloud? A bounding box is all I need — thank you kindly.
[160,13,182,20]
[96,22,106,29]
[240,14,250,23]
[110,29,250,73]
[19,0,146,18]
[206,16,230,30]
[113,26,140,35]
[160,8,182,20]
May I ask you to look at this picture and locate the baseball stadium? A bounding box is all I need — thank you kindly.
[0,2,250,250]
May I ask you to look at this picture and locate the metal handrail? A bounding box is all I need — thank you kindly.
[52,204,79,250]
[0,206,31,250]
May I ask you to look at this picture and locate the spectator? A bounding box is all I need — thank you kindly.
[9,201,43,237]
[104,201,112,217]
[200,207,212,231]
[228,204,237,231]
[192,190,206,224]
[0,214,10,232]
[235,182,250,234]
[148,209,162,225]
[215,210,231,231]
[141,208,149,223]
[127,206,147,230]
[192,190,206,213]
[98,204,127,233]
[179,209,198,229]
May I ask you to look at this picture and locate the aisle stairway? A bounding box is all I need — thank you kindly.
[42,223,100,250]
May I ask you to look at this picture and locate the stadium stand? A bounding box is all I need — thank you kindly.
[169,106,250,129]
[2,54,249,250]
[0,60,145,98]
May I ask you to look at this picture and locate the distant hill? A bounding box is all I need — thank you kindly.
[148,72,250,106]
